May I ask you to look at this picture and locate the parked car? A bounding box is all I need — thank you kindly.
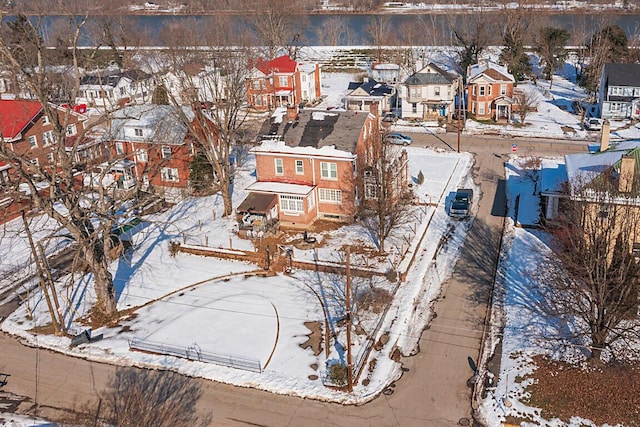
[385,132,412,146]
[382,112,397,123]
[584,118,604,131]
[450,188,473,218]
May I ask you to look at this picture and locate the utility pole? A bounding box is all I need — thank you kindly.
[457,77,462,153]
[345,247,353,392]
[22,212,60,335]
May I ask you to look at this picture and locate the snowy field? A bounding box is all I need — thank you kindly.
[1,144,474,402]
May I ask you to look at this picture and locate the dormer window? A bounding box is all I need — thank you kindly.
[134,128,143,137]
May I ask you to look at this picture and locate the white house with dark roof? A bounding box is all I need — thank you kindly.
[598,63,640,120]
[401,63,460,121]
[76,70,157,109]
[344,78,394,114]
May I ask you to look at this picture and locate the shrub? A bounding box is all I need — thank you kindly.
[417,170,424,185]
[327,362,348,387]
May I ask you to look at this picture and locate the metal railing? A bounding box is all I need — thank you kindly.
[129,337,262,373]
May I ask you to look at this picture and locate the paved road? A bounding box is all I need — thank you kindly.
[0,133,587,426]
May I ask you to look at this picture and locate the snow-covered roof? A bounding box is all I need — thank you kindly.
[106,105,195,145]
[468,60,514,83]
[540,159,567,195]
[246,181,314,195]
[565,151,624,184]
[251,139,357,160]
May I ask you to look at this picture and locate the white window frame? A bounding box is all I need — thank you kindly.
[42,130,55,146]
[42,115,50,125]
[307,193,315,209]
[66,124,77,136]
[295,159,304,174]
[279,195,304,212]
[364,182,377,200]
[320,162,337,180]
[479,86,486,96]
[434,86,440,96]
[318,188,342,203]
[47,152,55,164]
[28,135,37,147]
[500,84,507,95]
[160,167,179,182]
[161,146,172,159]
[135,148,148,163]
[278,76,288,87]
[30,158,39,166]
[116,142,125,155]
[275,158,284,175]
[478,102,485,115]
[134,128,144,137]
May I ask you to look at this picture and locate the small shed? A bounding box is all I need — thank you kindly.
[236,192,278,234]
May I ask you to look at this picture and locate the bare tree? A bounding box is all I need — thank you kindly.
[581,24,631,95]
[551,172,640,361]
[448,11,498,80]
[99,368,210,427]
[0,12,163,320]
[156,23,253,217]
[520,156,542,195]
[513,86,541,125]
[366,16,390,63]
[242,0,309,59]
[314,16,348,47]
[358,130,411,254]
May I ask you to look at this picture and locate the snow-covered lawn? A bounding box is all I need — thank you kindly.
[2,147,474,403]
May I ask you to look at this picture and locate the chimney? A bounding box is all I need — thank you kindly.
[363,77,369,83]
[286,104,298,121]
[600,122,611,152]
[619,154,635,193]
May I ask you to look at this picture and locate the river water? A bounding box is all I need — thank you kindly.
[31,13,640,47]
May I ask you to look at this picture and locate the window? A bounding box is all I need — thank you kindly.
[295,159,304,174]
[411,103,417,114]
[28,135,37,147]
[275,158,284,175]
[119,86,126,96]
[30,158,39,166]
[472,85,476,96]
[302,74,307,83]
[66,124,77,136]
[434,86,440,96]
[611,86,623,96]
[472,101,476,114]
[279,76,288,87]
[318,188,342,203]
[189,143,195,156]
[160,167,179,182]
[253,80,260,90]
[487,85,492,95]
[320,162,337,180]
[47,152,55,164]
[410,88,420,98]
[135,148,148,163]
[364,182,377,200]
[42,115,50,125]
[501,84,507,95]
[479,86,486,96]
[162,146,172,159]
[478,102,485,115]
[279,195,304,212]
[307,193,315,209]
[42,130,55,146]
[134,128,144,137]
[116,142,125,155]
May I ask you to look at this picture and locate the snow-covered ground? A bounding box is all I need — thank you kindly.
[3,52,640,421]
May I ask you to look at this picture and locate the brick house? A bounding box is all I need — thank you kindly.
[245,55,321,111]
[401,63,460,121]
[0,99,101,223]
[238,107,380,231]
[103,104,207,203]
[0,99,100,172]
[466,60,515,122]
